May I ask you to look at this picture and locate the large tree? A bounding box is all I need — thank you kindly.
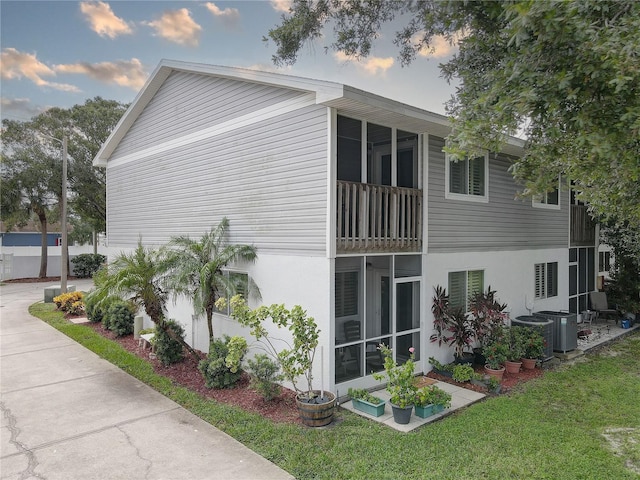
[1,121,60,277]
[268,0,640,228]
[66,97,128,239]
[1,97,127,275]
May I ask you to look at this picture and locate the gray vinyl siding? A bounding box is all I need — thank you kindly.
[428,135,568,252]
[111,71,309,157]
[106,103,328,255]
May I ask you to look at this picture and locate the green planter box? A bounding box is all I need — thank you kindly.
[352,398,386,417]
[415,404,445,419]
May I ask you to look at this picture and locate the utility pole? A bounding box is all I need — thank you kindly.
[60,135,68,293]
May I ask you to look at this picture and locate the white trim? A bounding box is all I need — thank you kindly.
[444,152,489,203]
[422,134,428,253]
[327,107,337,259]
[532,182,561,210]
[103,93,316,169]
[391,128,398,187]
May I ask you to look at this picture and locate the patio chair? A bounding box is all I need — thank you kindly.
[589,291,619,325]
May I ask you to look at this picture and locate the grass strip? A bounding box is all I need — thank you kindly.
[30,302,640,479]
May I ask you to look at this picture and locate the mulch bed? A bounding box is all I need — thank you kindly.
[84,321,302,425]
[425,363,545,394]
[71,315,545,425]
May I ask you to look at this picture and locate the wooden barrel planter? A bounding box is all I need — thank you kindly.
[295,391,336,427]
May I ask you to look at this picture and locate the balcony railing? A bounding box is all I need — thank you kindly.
[337,180,422,253]
[570,204,597,246]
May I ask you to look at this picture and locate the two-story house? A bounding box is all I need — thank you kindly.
[94,60,589,394]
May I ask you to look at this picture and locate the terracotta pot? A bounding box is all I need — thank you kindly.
[504,360,522,374]
[484,365,505,381]
[521,358,537,370]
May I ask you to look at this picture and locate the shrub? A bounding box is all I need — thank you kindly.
[452,363,475,383]
[155,320,185,366]
[84,291,119,324]
[68,301,85,316]
[106,300,136,337]
[198,335,248,389]
[53,291,84,312]
[71,253,106,278]
[246,354,282,401]
[84,291,103,323]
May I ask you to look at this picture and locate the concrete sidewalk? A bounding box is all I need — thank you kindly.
[0,281,294,480]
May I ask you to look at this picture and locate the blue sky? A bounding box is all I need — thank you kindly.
[1,1,458,123]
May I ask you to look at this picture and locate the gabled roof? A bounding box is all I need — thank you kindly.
[94,59,523,166]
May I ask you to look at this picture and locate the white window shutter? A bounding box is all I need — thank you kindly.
[535,263,545,299]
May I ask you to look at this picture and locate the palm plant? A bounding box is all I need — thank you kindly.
[165,218,257,341]
[89,241,199,361]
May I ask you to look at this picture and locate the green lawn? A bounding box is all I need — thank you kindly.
[30,302,640,479]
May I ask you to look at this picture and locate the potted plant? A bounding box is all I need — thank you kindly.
[430,286,474,363]
[521,327,545,369]
[482,332,508,381]
[486,376,502,394]
[373,344,417,424]
[414,385,452,418]
[505,326,527,374]
[348,388,386,417]
[222,295,336,427]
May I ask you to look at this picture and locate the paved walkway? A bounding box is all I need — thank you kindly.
[0,281,293,480]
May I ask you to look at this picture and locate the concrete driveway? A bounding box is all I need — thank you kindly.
[0,280,294,480]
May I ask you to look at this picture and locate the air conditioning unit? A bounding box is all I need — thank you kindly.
[513,316,554,360]
[533,311,578,354]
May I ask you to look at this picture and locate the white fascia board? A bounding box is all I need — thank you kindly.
[93,63,172,167]
[161,59,345,97]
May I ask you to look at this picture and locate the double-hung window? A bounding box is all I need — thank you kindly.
[534,262,558,299]
[533,178,560,209]
[448,270,484,311]
[446,153,488,202]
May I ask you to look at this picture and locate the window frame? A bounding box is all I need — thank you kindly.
[532,178,561,210]
[598,251,611,274]
[448,269,485,312]
[534,262,558,299]
[445,152,489,203]
[215,270,249,316]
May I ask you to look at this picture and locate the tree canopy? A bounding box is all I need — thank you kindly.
[1,97,127,235]
[268,0,640,228]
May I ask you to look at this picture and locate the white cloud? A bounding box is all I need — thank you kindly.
[203,2,240,28]
[54,58,148,90]
[0,48,80,92]
[270,0,292,13]
[414,33,461,59]
[80,1,133,39]
[334,52,394,75]
[144,8,202,47]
